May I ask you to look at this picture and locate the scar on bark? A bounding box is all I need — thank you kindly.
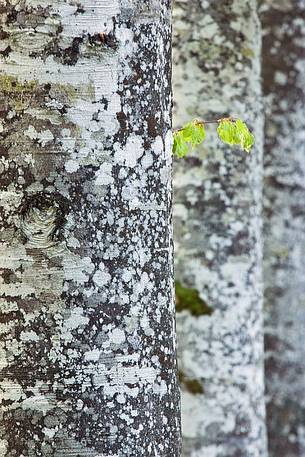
[18,192,69,247]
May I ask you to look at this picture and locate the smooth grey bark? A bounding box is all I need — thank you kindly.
[173,1,267,456]
[0,1,181,456]
[261,1,305,455]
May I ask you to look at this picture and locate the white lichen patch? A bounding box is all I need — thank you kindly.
[114,136,145,168]
[93,263,111,288]
[65,160,79,173]
[95,162,114,186]
[0,440,8,455]
[0,344,8,369]
[22,396,55,414]
[19,330,40,342]
[63,254,95,285]
[24,125,54,146]
[0,380,24,403]
[109,328,126,345]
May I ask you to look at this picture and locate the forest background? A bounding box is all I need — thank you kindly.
[173,1,305,456]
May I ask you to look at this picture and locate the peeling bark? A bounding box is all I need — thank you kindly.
[172,1,267,456]
[260,1,305,455]
[0,1,181,456]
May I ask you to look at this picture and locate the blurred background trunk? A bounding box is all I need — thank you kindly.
[261,1,305,455]
[173,1,267,455]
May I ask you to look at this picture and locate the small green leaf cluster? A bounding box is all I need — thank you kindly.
[173,120,206,158]
[217,119,254,153]
[173,118,255,158]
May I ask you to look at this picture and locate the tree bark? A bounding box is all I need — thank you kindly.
[0,1,181,456]
[172,1,267,456]
[261,1,305,455]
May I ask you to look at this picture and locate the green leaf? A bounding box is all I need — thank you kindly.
[181,121,206,147]
[217,120,239,146]
[217,119,254,152]
[173,131,189,158]
[234,119,255,152]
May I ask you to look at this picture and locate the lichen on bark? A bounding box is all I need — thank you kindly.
[173,1,267,456]
[0,1,181,456]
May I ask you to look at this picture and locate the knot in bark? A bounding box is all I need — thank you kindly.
[19,193,67,248]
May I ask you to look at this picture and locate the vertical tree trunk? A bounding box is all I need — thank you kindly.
[0,1,181,456]
[261,2,305,455]
[173,1,267,456]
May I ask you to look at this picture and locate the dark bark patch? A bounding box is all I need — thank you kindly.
[61,36,84,66]
[30,32,118,66]
[74,5,86,14]
[0,46,12,58]
[89,32,118,50]
[0,30,9,39]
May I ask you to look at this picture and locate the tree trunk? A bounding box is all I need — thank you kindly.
[0,1,181,456]
[172,1,267,456]
[261,1,305,455]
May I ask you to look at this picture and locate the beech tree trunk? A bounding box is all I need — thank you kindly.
[261,1,305,455]
[172,1,267,456]
[0,1,181,456]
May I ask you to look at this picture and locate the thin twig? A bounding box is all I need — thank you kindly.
[174,116,237,132]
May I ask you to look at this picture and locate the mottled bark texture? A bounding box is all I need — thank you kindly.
[0,1,181,456]
[260,1,305,456]
[173,1,267,456]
